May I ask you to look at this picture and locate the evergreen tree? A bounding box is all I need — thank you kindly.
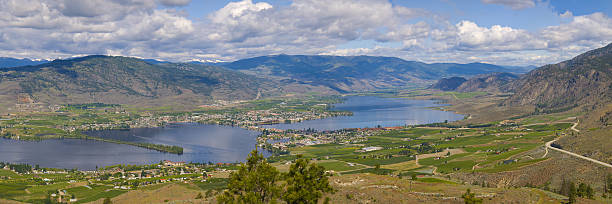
[577,183,587,197]
[559,179,571,196]
[568,182,577,204]
[461,188,482,204]
[281,156,334,204]
[217,149,281,204]
[607,174,612,193]
[586,185,593,199]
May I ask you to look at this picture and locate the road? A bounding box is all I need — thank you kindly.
[543,121,612,168]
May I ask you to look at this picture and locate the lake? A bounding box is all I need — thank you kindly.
[0,124,262,170]
[264,96,463,130]
[0,96,463,170]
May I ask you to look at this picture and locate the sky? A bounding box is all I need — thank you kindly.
[0,0,611,66]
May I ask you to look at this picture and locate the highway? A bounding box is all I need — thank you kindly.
[544,121,612,168]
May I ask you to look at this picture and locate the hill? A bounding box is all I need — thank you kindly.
[222,55,524,92]
[0,55,277,111]
[455,72,519,93]
[0,57,49,68]
[430,72,518,92]
[505,43,612,112]
[430,77,467,91]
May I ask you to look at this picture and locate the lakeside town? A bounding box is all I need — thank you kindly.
[0,98,351,140]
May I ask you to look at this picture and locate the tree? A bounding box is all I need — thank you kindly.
[568,182,576,204]
[217,149,281,204]
[577,183,587,197]
[461,188,482,204]
[560,179,571,196]
[103,197,112,204]
[195,192,203,199]
[586,184,594,199]
[607,174,612,194]
[281,156,334,204]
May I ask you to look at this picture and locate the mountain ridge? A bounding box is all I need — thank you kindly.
[505,43,612,111]
[221,54,532,92]
[0,55,278,112]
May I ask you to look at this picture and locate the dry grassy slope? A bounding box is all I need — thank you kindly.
[309,174,566,203]
[557,103,612,164]
[454,148,612,198]
[89,183,209,204]
[88,174,571,204]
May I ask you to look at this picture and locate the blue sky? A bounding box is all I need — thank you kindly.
[0,0,611,66]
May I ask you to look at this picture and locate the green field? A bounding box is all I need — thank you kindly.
[277,122,569,177]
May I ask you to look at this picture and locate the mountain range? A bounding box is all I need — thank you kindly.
[0,55,278,111]
[0,57,49,68]
[0,54,535,112]
[221,55,531,93]
[431,72,519,93]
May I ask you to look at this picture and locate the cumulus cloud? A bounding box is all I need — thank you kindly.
[481,0,535,10]
[0,0,609,66]
[454,21,547,51]
[541,12,612,49]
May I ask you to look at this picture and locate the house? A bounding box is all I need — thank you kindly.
[163,160,185,167]
[362,146,383,152]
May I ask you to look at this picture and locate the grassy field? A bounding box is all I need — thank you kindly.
[278,120,571,178]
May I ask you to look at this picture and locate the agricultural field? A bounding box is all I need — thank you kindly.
[276,121,574,177]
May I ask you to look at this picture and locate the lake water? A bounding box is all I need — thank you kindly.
[0,96,463,170]
[0,124,261,170]
[264,96,463,130]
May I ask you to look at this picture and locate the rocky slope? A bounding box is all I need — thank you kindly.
[505,43,612,111]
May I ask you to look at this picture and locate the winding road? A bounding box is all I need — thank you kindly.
[543,121,612,168]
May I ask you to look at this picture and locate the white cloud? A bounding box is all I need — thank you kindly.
[481,0,535,10]
[0,0,609,66]
[541,12,612,49]
[455,21,547,51]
